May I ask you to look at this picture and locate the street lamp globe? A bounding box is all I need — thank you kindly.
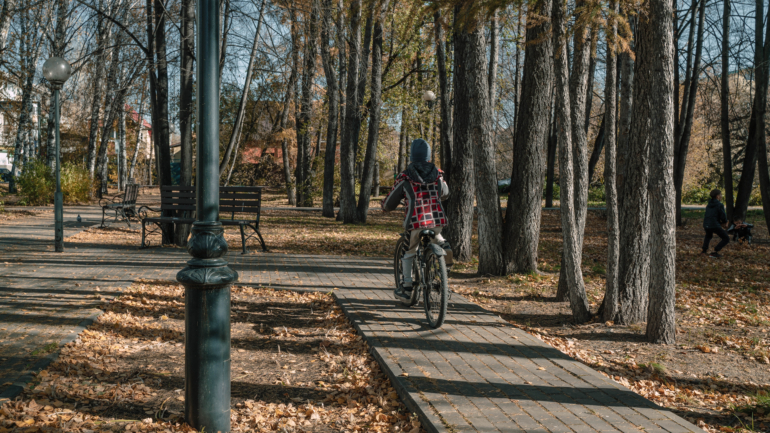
[422,90,436,103]
[42,57,72,87]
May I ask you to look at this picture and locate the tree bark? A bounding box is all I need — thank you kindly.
[296,0,320,207]
[488,8,499,110]
[117,103,126,191]
[46,0,69,170]
[446,6,477,263]
[219,0,231,86]
[734,0,770,221]
[644,0,677,344]
[219,0,265,178]
[602,0,620,322]
[454,6,504,274]
[175,0,195,246]
[320,0,339,218]
[616,27,634,212]
[356,0,391,222]
[435,11,452,178]
[339,0,361,223]
[280,6,299,206]
[128,80,147,182]
[587,116,605,183]
[397,110,407,173]
[87,0,108,179]
[0,0,15,52]
[545,92,557,208]
[553,0,591,322]
[584,26,598,134]
[503,0,554,273]
[721,0,734,220]
[616,10,651,325]
[96,22,124,198]
[674,0,705,226]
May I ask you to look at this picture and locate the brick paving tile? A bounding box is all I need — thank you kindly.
[0,206,701,433]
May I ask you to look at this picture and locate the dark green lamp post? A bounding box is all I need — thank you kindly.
[176,0,238,432]
[42,57,72,253]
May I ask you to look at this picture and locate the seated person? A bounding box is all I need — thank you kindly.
[727,219,754,244]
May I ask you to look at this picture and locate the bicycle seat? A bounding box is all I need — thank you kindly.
[420,229,436,239]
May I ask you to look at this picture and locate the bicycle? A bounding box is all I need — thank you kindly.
[393,229,450,328]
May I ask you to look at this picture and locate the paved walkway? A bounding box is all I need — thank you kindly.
[0,207,699,432]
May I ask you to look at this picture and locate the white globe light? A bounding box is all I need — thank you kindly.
[42,57,72,86]
[422,90,436,102]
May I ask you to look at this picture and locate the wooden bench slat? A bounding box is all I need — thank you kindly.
[219,186,265,192]
[220,206,262,213]
[219,193,263,200]
[161,198,196,204]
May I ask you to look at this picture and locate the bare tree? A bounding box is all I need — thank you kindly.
[644,0,677,344]
[553,0,591,322]
[602,0,620,322]
[338,0,361,223]
[356,0,392,222]
[295,0,320,207]
[503,0,554,273]
[320,0,339,218]
[720,0,734,219]
[435,10,452,177]
[219,0,266,178]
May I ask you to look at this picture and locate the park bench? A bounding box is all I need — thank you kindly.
[139,185,268,253]
[100,183,139,228]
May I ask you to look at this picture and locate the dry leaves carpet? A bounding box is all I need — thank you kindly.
[453,210,770,433]
[0,283,423,433]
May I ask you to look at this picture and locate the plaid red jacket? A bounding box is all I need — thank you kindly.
[381,167,449,231]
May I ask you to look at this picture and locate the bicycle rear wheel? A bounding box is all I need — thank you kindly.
[394,236,419,307]
[423,252,448,328]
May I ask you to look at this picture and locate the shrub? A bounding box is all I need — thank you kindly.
[61,163,94,203]
[588,185,606,203]
[682,184,717,205]
[17,160,54,205]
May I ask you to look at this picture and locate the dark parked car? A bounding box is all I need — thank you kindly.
[0,168,11,182]
[497,178,511,195]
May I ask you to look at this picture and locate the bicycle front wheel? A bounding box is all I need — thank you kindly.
[423,252,448,328]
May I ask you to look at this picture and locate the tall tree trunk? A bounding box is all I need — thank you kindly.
[96,32,123,198]
[339,0,362,223]
[219,0,265,177]
[587,116,605,183]
[644,0,676,344]
[446,6,476,262]
[118,103,126,191]
[584,26,598,133]
[513,8,524,135]
[503,0,554,273]
[353,4,375,179]
[758,125,770,234]
[734,0,770,221]
[465,9,504,275]
[0,0,15,52]
[616,24,634,212]
[280,7,299,206]
[545,93,557,208]
[602,0,620,322]
[553,0,591,322]
[46,0,69,170]
[615,9,651,325]
[435,11,452,179]
[488,8,499,110]
[321,0,339,218]
[356,0,391,222]
[373,159,380,197]
[153,0,172,189]
[721,0,734,219]
[296,0,320,207]
[219,0,231,86]
[128,80,147,182]
[674,0,706,226]
[397,111,407,173]
[175,0,195,246]
[87,0,108,180]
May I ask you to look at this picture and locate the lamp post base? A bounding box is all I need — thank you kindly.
[54,191,63,252]
[177,221,238,433]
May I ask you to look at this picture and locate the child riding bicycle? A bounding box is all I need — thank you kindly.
[381,139,449,300]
